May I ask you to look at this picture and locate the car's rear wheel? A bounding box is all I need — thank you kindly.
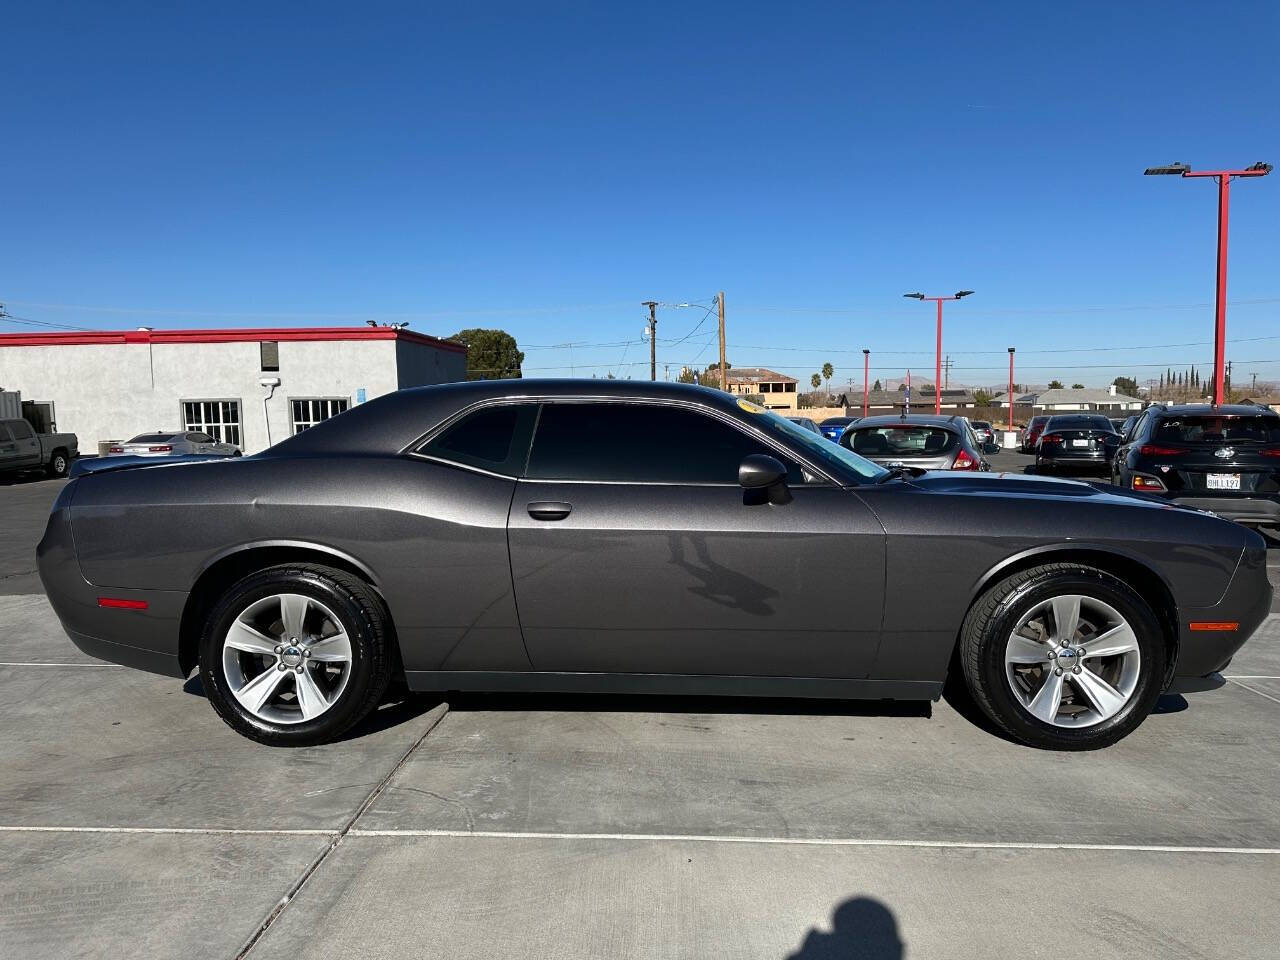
[960,563,1165,750]
[198,563,393,746]
[47,450,70,478]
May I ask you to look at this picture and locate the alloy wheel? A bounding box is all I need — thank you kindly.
[1004,594,1142,728]
[221,592,353,724]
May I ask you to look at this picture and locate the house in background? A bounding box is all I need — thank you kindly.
[991,384,1144,413]
[725,367,799,411]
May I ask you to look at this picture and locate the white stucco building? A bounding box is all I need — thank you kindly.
[0,326,467,454]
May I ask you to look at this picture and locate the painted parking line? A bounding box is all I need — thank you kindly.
[1227,678,1280,706]
[2,824,1277,856]
[345,828,1280,856]
[0,661,121,667]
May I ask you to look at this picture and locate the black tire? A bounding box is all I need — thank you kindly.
[198,563,393,746]
[47,450,70,478]
[959,563,1166,750]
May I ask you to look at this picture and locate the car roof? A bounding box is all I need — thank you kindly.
[850,414,963,429]
[1150,403,1279,418]
[274,379,773,456]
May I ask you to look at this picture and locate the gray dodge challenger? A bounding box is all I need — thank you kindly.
[38,381,1271,750]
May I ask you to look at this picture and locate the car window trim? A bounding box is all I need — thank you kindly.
[406,395,839,486]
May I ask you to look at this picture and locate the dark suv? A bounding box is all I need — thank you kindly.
[1112,403,1280,528]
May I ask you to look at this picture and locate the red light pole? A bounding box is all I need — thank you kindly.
[1007,347,1015,432]
[1144,161,1271,405]
[904,290,974,414]
[862,349,870,417]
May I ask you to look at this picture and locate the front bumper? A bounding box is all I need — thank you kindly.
[36,492,189,678]
[1173,541,1272,679]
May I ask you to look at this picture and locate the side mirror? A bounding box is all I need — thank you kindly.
[739,454,787,488]
[739,454,792,505]
[983,442,1001,455]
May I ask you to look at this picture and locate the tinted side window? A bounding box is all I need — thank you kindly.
[0,424,12,442]
[420,403,537,475]
[527,402,802,484]
[9,420,33,439]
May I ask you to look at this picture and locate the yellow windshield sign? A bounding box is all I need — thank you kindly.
[736,398,766,414]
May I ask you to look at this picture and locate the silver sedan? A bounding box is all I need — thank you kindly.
[107,431,241,457]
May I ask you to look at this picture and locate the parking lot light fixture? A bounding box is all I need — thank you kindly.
[1144,160,1271,405]
[904,290,975,414]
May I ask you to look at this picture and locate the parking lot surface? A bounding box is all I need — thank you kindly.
[2,473,1278,958]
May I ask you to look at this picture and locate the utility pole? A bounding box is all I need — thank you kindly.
[717,291,727,391]
[642,301,658,381]
[1251,372,1257,393]
[943,355,953,389]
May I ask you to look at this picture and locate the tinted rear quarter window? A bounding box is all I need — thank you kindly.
[527,402,802,484]
[419,403,537,474]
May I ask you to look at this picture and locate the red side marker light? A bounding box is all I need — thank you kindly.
[1188,621,1238,632]
[98,597,148,610]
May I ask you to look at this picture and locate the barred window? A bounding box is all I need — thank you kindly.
[182,400,242,447]
[291,398,350,434]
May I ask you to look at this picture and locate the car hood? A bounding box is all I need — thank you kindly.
[902,470,1197,511]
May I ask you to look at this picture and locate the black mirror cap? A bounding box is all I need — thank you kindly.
[739,454,788,489]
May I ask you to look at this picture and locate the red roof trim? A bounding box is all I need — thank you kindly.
[0,326,467,354]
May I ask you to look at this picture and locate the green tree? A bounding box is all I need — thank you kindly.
[1113,376,1139,396]
[810,373,821,390]
[872,379,882,391]
[974,388,991,406]
[821,362,834,393]
[897,382,908,392]
[448,328,524,380]
[1071,383,1084,389]
[1048,379,1065,390]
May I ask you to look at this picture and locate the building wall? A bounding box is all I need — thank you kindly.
[396,337,467,388]
[0,336,455,454]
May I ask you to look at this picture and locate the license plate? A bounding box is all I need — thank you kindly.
[1207,473,1240,490]
[1071,439,1089,448]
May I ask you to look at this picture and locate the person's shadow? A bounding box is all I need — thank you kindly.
[786,897,903,959]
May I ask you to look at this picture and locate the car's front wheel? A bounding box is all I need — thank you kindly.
[959,563,1165,750]
[198,563,393,746]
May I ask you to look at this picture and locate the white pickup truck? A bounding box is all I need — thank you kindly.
[0,418,78,478]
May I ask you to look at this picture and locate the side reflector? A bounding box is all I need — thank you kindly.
[1188,621,1238,632]
[98,597,148,610]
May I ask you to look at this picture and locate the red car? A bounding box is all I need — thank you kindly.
[1021,415,1050,453]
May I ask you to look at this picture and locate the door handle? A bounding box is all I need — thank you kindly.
[527,501,572,521]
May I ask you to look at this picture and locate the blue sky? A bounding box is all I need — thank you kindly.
[3,1,1278,389]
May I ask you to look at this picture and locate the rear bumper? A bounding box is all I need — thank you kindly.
[36,496,188,679]
[1167,494,1280,526]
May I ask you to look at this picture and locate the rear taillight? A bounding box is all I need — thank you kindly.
[1139,445,1184,456]
[1039,434,1063,445]
[108,446,124,453]
[148,445,172,452]
[952,450,979,470]
[1261,448,1280,458]
[1132,475,1167,491]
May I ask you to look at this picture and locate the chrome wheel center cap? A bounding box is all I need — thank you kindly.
[281,646,303,667]
[1057,646,1080,669]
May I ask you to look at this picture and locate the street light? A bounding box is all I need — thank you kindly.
[1144,160,1272,405]
[903,290,974,414]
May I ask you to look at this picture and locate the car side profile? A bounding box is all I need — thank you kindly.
[38,381,1270,751]
[107,431,242,458]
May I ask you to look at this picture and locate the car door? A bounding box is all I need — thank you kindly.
[0,423,17,470]
[507,399,886,678]
[6,420,41,469]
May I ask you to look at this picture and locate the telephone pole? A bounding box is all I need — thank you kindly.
[717,291,727,390]
[642,301,658,381]
[943,355,953,389]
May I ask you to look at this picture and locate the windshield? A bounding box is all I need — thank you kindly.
[1154,415,1280,444]
[761,410,889,482]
